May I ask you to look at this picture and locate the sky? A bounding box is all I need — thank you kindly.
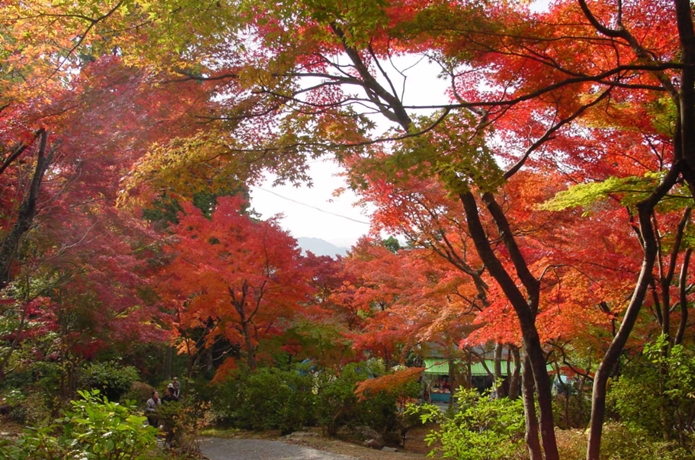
[248,53,454,249]
[251,1,554,248]
[249,161,371,248]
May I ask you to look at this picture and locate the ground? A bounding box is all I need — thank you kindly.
[204,425,436,460]
[283,426,433,459]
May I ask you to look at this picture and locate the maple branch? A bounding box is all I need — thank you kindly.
[368,44,402,106]
[481,192,540,303]
[402,63,682,112]
[170,70,239,82]
[554,343,595,382]
[39,1,126,82]
[577,0,679,103]
[504,88,612,179]
[0,135,38,178]
[330,23,412,130]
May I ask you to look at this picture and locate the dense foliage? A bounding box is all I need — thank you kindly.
[413,388,526,460]
[0,390,157,460]
[2,0,695,459]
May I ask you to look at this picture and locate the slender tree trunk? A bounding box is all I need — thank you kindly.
[242,320,256,370]
[460,190,559,459]
[524,330,558,460]
[0,129,52,289]
[509,345,521,400]
[587,168,678,459]
[523,353,543,460]
[675,248,691,345]
[494,342,506,397]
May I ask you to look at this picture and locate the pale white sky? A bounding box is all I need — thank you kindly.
[249,55,449,249]
[249,161,370,248]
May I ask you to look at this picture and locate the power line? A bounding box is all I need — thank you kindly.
[255,187,370,225]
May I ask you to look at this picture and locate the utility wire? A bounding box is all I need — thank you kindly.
[255,187,370,225]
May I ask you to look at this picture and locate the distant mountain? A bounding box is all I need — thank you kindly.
[297,237,348,258]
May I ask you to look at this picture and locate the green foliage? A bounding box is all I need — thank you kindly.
[211,365,317,434]
[315,361,418,437]
[538,174,662,214]
[0,389,51,426]
[81,361,139,402]
[609,335,695,447]
[0,389,157,460]
[383,113,503,195]
[600,423,694,460]
[382,236,401,253]
[409,388,525,460]
[209,361,417,438]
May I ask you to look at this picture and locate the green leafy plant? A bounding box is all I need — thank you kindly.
[0,389,157,460]
[211,364,317,433]
[156,396,208,455]
[81,361,140,402]
[609,335,695,447]
[409,388,525,460]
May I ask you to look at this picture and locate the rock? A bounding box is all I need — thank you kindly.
[364,438,384,449]
[354,425,383,443]
[382,446,398,452]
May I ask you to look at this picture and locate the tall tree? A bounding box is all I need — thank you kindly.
[160,196,314,374]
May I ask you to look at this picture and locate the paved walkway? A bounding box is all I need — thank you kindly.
[200,438,359,460]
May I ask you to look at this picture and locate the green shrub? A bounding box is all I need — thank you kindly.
[0,389,51,426]
[600,422,695,460]
[314,361,419,437]
[81,361,139,402]
[609,335,695,449]
[409,388,525,460]
[211,361,418,438]
[0,389,157,460]
[314,365,364,436]
[212,364,316,433]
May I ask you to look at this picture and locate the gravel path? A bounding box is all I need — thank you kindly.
[200,438,360,460]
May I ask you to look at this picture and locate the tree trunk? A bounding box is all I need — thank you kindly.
[459,190,559,459]
[0,129,52,289]
[242,320,257,370]
[523,353,543,460]
[509,345,521,400]
[494,342,506,397]
[587,171,677,459]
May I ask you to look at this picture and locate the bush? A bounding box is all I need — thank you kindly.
[600,422,695,460]
[211,364,316,433]
[0,389,157,460]
[315,361,419,438]
[81,361,140,402]
[409,388,526,460]
[609,335,695,449]
[0,387,53,427]
[210,361,419,439]
[314,364,365,436]
[156,396,208,456]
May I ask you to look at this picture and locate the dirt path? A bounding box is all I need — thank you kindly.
[200,438,359,460]
[200,429,430,460]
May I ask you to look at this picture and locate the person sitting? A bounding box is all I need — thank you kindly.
[163,385,178,403]
[146,390,161,427]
